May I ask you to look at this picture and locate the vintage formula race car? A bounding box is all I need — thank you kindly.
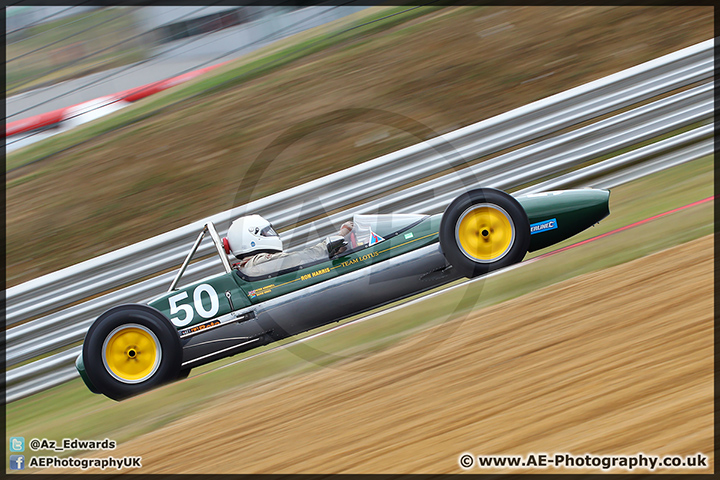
[76,187,609,400]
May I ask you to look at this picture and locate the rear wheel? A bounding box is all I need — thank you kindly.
[440,188,530,278]
[83,304,182,401]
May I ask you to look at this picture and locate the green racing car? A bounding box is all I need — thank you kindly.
[76,187,610,400]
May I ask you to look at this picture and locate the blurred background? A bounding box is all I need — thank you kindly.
[6,4,714,475]
[7,5,365,117]
[6,4,712,285]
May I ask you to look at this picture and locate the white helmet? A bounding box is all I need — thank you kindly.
[224,214,283,259]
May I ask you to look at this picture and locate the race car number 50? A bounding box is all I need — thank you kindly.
[168,284,220,327]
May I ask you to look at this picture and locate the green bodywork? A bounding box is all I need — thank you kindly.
[144,188,610,330]
[146,214,443,330]
[519,189,611,251]
[76,187,609,393]
[75,353,99,394]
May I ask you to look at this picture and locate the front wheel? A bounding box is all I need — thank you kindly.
[82,304,182,401]
[439,188,530,278]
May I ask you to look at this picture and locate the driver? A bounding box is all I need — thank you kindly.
[223,214,353,277]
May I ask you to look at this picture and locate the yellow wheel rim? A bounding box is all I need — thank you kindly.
[455,204,515,262]
[102,324,161,384]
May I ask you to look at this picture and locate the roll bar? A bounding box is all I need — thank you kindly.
[168,222,232,292]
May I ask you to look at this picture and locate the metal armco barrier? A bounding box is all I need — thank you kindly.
[5,39,713,403]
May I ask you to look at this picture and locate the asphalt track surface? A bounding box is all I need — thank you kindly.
[6,58,222,120]
[44,200,714,474]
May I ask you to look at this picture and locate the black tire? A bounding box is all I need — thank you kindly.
[82,304,182,401]
[439,188,530,278]
[177,368,192,380]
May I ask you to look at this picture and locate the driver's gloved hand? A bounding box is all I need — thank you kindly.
[325,235,348,258]
[339,221,354,237]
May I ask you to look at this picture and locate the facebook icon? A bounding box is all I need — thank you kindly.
[10,455,25,470]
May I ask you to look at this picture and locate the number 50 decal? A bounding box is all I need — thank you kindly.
[168,284,220,327]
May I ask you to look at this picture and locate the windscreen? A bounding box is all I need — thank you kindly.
[347,214,427,247]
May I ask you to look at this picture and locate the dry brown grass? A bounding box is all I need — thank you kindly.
[61,234,713,474]
[6,6,713,286]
